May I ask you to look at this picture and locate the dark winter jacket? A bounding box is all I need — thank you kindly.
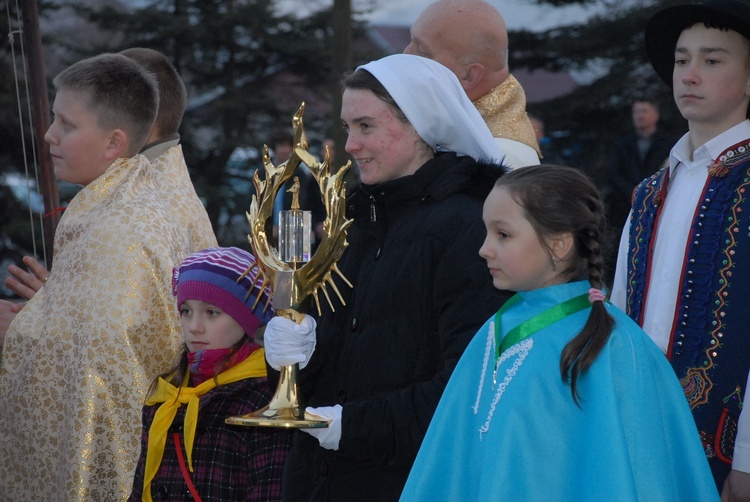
[129,375,292,501]
[606,127,678,228]
[282,152,510,501]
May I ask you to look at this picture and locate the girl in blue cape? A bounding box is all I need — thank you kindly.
[400,165,718,501]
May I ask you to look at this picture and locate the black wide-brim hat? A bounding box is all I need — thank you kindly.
[645,0,750,88]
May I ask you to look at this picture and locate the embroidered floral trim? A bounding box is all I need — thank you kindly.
[626,168,666,321]
[473,320,495,415]
[708,143,749,178]
[475,334,533,441]
[708,160,730,178]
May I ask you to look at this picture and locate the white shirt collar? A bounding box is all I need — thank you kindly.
[669,120,750,176]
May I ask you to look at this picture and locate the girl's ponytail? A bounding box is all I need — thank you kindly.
[559,221,614,405]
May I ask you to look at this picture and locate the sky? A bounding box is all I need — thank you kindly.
[279,0,603,32]
[365,0,598,30]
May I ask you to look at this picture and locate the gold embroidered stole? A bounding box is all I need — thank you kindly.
[473,75,541,156]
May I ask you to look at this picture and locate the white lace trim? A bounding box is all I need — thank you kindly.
[472,320,495,415]
[473,321,532,440]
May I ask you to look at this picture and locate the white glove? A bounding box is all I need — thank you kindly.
[263,315,317,370]
[302,405,342,451]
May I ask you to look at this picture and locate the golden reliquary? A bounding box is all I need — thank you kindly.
[226,103,352,428]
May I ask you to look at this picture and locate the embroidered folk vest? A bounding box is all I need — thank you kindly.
[626,140,750,471]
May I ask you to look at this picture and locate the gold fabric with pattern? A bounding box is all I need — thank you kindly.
[0,155,192,501]
[473,74,542,157]
[151,145,217,252]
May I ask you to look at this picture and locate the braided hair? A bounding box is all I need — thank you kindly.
[495,164,614,404]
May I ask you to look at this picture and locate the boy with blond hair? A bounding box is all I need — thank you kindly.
[0,53,191,500]
[611,0,750,497]
[2,48,216,301]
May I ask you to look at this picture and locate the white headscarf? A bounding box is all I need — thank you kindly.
[357,54,505,164]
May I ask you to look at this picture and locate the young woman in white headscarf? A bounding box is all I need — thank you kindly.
[262,54,509,501]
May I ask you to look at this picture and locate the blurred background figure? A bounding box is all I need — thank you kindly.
[606,98,677,231]
[529,114,564,165]
[604,98,677,287]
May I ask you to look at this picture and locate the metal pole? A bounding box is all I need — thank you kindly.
[20,0,58,268]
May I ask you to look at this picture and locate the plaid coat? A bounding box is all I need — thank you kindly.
[129,376,292,501]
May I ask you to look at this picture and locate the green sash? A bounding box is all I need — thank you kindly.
[494,293,591,361]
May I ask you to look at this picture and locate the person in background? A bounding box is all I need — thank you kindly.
[261,53,508,500]
[401,165,717,501]
[404,0,541,169]
[606,98,677,231]
[529,114,564,164]
[0,53,191,500]
[611,0,750,497]
[129,247,291,502]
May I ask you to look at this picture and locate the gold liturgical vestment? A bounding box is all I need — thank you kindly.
[0,155,192,501]
[149,144,217,252]
[473,74,541,157]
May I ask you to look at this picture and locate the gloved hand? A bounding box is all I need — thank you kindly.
[302,405,342,451]
[263,315,317,370]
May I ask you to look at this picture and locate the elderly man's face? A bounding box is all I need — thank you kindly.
[404,15,470,84]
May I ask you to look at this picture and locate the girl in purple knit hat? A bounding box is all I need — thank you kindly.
[129,247,291,502]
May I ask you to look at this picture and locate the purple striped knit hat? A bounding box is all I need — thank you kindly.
[172,247,274,338]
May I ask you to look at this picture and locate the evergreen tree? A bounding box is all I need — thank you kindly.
[510,0,688,182]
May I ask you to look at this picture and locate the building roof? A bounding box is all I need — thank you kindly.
[513,68,579,103]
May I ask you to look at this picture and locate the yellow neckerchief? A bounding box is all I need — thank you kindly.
[142,347,267,502]
[473,74,542,157]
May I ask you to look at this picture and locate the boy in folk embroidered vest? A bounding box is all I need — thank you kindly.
[610,0,750,496]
